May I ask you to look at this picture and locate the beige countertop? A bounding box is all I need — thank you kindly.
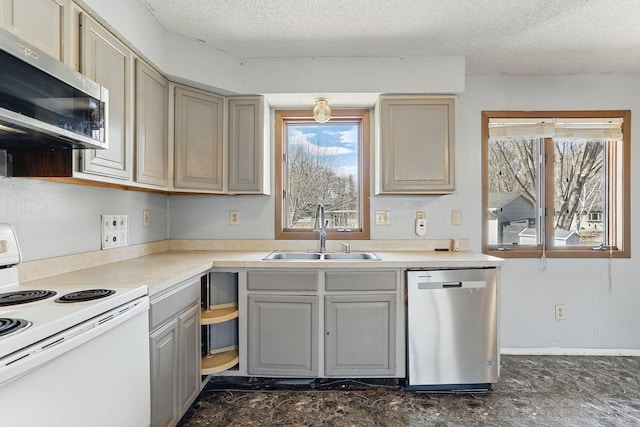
[21,249,503,296]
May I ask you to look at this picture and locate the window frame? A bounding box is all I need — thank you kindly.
[275,108,371,240]
[482,110,630,258]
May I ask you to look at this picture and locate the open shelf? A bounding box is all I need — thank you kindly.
[201,348,239,375]
[201,303,239,325]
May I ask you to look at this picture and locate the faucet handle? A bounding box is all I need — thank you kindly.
[339,242,351,253]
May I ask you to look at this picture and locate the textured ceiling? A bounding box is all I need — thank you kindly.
[142,0,640,75]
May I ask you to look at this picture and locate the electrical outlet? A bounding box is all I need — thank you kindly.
[230,210,240,225]
[555,304,566,320]
[375,210,390,225]
[101,215,129,249]
[143,210,150,227]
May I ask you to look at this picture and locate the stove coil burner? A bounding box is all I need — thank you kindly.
[55,289,116,303]
[0,318,31,337]
[0,290,57,307]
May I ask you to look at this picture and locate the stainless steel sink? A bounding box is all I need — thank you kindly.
[263,251,380,261]
[263,252,323,260]
[323,252,380,260]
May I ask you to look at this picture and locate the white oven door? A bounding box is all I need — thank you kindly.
[0,297,150,427]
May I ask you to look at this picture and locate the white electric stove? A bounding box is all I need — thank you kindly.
[0,224,150,427]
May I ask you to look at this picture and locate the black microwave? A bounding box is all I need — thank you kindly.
[0,27,108,150]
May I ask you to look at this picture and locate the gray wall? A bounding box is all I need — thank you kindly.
[169,73,640,352]
[0,178,168,261]
[4,0,639,351]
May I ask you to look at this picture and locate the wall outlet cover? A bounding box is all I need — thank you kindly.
[375,210,390,225]
[101,215,129,249]
[230,210,240,225]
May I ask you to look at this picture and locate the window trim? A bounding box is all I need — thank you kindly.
[275,108,371,240]
[482,110,630,258]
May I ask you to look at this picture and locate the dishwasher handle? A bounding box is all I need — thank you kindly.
[417,280,486,290]
[442,282,462,288]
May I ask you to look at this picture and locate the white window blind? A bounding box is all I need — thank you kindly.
[489,118,623,141]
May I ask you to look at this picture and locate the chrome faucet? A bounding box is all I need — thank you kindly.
[313,203,328,253]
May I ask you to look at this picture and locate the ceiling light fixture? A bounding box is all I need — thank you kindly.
[313,98,331,123]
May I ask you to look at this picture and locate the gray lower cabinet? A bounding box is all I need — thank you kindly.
[248,294,319,376]
[149,277,201,427]
[325,294,396,376]
[149,318,179,427]
[177,304,201,414]
[245,269,401,378]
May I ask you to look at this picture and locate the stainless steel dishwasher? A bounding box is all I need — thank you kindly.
[406,268,498,391]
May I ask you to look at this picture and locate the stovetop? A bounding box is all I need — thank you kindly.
[0,223,148,358]
[0,267,147,358]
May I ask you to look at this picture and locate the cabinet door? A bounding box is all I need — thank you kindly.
[79,13,132,179]
[325,294,396,376]
[150,318,179,427]
[174,86,224,191]
[248,294,318,376]
[227,97,267,194]
[378,96,455,194]
[178,303,200,415]
[0,0,69,61]
[135,59,168,187]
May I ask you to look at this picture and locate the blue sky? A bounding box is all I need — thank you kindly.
[287,123,359,179]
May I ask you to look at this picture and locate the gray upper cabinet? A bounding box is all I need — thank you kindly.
[174,86,224,191]
[0,0,70,63]
[135,59,168,188]
[377,95,455,194]
[174,90,268,194]
[79,13,133,180]
[227,97,268,194]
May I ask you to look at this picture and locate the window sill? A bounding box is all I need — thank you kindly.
[484,248,630,259]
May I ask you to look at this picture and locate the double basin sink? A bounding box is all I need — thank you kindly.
[263,251,380,261]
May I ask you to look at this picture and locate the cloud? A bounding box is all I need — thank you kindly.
[336,165,359,178]
[289,129,354,156]
[322,129,357,146]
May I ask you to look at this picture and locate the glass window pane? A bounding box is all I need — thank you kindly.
[487,138,539,246]
[285,123,360,230]
[553,139,604,247]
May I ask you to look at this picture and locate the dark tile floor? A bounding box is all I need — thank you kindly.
[178,355,640,426]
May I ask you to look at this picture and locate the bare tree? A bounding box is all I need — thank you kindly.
[488,138,604,234]
[488,139,537,205]
[286,138,358,228]
[554,140,603,231]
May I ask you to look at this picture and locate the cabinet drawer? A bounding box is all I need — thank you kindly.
[325,271,398,292]
[150,276,201,331]
[247,271,318,291]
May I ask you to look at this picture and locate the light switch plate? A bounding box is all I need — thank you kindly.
[452,210,462,225]
[101,215,129,249]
